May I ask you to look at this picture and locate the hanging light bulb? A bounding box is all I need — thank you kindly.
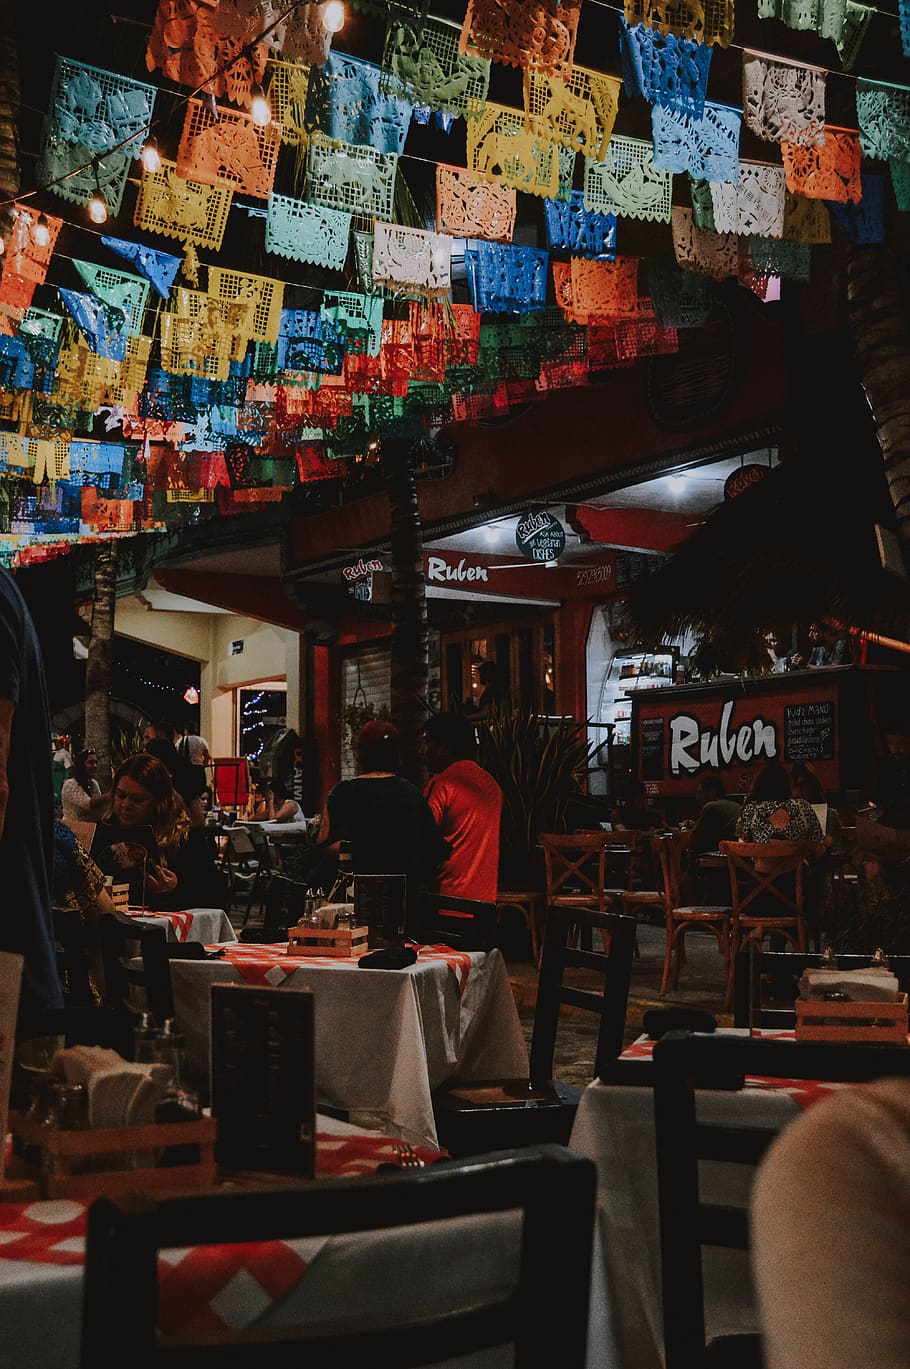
[31,213,50,248]
[88,160,108,224]
[249,84,271,127]
[322,1,345,33]
[140,134,161,174]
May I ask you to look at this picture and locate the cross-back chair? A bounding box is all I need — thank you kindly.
[655,834,732,997]
[719,839,826,1007]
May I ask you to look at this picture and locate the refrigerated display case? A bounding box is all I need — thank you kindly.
[597,649,676,748]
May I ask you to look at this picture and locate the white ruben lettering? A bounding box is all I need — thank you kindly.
[669,702,778,776]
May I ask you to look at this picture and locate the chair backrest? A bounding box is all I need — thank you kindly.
[100,912,205,1036]
[654,833,693,910]
[412,893,498,951]
[52,906,96,1008]
[733,948,910,1028]
[652,1030,910,1369]
[540,833,609,903]
[225,827,259,860]
[719,839,823,921]
[262,875,309,933]
[530,907,637,1084]
[82,1145,597,1369]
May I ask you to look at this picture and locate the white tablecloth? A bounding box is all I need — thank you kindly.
[126,907,237,945]
[568,1049,801,1369]
[170,948,528,1148]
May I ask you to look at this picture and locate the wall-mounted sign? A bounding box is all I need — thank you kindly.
[230,640,244,656]
[724,464,769,500]
[516,509,566,563]
[669,699,778,776]
[343,557,383,583]
[426,555,489,584]
[350,576,373,602]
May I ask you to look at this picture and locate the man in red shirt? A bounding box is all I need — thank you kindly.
[423,713,503,902]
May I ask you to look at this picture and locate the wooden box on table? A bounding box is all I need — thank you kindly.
[794,993,910,1044]
[8,1111,218,1198]
[287,925,369,957]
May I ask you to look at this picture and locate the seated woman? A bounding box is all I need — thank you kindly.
[316,721,449,929]
[738,763,824,845]
[92,754,223,911]
[60,748,108,824]
[264,777,306,824]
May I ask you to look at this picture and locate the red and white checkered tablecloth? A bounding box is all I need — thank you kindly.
[618,1032,852,1111]
[0,1129,444,1336]
[210,942,473,994]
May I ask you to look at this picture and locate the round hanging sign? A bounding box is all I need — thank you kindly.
[515,509,567,562]
[724,464,770,500]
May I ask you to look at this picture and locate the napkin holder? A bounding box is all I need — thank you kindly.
[287,922,368,957]
[795,991,909,1044]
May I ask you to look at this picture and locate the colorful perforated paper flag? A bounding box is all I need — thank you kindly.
[100,237,182,301]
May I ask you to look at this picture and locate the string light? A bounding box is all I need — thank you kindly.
[249,83,272,127]
[31,212,50,248]
[322,1,345,33]
[88,161,107,224]
[140,134,160,174]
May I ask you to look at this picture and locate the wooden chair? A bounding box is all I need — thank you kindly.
[412,893,498,951]
[719,839,826,1007]
[540,832,625,913]
[100,912,206,1041]
[82,1145,597,1369]
[261,874,309,935]
[495,889,547,966]
[655,834,732,998]
[653,1030,910,1369]
[732,948,910,1029]
[432,908,636,1157]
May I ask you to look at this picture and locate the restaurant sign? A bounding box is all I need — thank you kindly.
[669,699,778,775]
[515,509,566,563]
[342,557,383,582]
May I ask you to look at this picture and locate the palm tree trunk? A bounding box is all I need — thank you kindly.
[84,543,118,791]
[846,245,910,561]
[0,0,20,202]
[382,438,428,787]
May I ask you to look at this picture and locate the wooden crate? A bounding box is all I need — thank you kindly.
[9,1111,218,1199]
[795,993,910,1044]
[287,925,369,958]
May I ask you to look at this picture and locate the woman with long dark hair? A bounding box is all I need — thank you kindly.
[60,747,108,824]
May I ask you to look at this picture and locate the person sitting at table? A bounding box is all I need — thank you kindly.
[61,747,108,824]
[144,721,208,828]
[316,720,450,926]
[92,754,224,911]
[789,761,843,853]
[611,780,663,832]
[264,777,306,824]
[689,774,742,857]
[52,818,115,1002]
[245,778,268,820]
[738,763,824,845]
[752,1075,910,1369]
[423,712,502,902]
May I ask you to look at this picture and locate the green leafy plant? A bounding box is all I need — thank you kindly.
[110,721,146,768]
[339,700,391,756]
[477,710,592,883]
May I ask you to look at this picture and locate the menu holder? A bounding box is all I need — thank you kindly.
[354,874,407,948]
[210,984,315,1176]
[795,993,909,1044]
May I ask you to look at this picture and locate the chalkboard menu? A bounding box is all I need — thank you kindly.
[641,717,665,780]
[784,700,836,763]
[211,984,315,1175]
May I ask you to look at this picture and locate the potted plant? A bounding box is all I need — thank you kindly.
[477,710,592,889]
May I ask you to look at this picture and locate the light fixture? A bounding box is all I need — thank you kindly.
[31,213,50,248]
[88,161,108,224]
[183,685,200,706]
[249,83,271,127]
[140,134,161,174]
[322,0,345,33]
[670,472,686,486]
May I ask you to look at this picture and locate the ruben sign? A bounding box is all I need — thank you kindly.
[669,700,778,775]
